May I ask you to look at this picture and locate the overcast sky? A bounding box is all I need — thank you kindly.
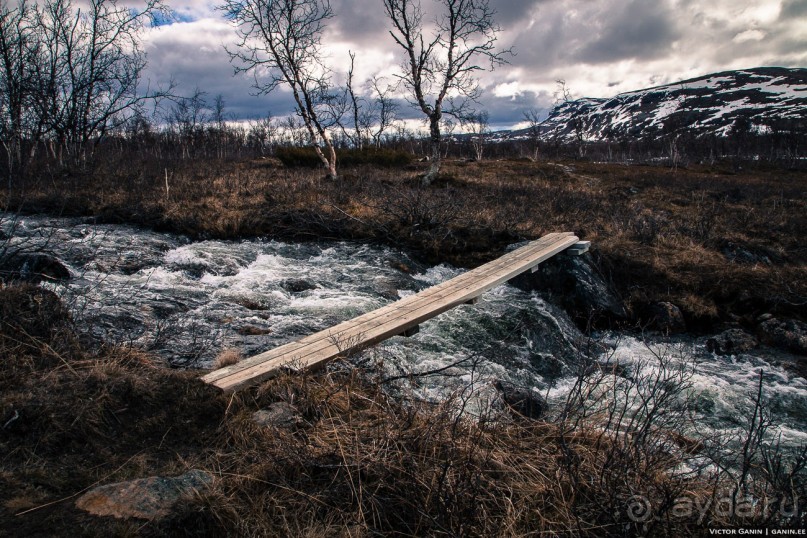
[141,0,807,129]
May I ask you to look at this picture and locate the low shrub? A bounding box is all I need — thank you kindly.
[275,146,412,169]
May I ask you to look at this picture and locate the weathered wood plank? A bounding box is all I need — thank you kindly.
[202,232,579,391]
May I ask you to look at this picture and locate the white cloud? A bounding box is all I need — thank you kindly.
[733,29,767,42]
[135,0,805,127]
[493,81,522,98]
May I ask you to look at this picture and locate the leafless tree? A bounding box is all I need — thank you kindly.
[211,93,229,158]
[522,107,542,161]
[368,76,399,147]
[442,116,456,158]
[462,109,488,160]
[166,87,208,159]
[342,56,399,150]
[221,0,341,179]
[0,0,170,180]
[382,0,511,185]
[44,0,170,161]
[553,78,572,104]
[246,111,276,155]
[343,50,364,149]
[0,1,42,183]
[554,78,586,157]
[280,114,307,146]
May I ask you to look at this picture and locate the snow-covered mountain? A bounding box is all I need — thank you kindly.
[527,67,807,143]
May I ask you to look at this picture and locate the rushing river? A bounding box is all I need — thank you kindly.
[4,213,807,448]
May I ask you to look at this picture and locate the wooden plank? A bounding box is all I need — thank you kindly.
[204,233,577,390]
[201,240,550,386]
[565,240,591,256]
[202,232,579,391]
[202,234,568,385]
[204,233,578,390]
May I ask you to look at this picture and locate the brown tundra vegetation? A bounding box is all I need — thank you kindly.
[1,149,806,536]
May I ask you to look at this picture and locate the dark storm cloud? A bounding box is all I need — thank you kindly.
[141,0,804,128]
[329,0,390,45]
[329,0,544,44]
[506,8,569,70]
[575,0,680,64]
[488,0,546,25]
[143,21,297,120]
[478,90,548,127]
[781,0,807,18]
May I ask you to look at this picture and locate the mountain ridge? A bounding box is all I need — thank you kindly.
[506,67,807,143]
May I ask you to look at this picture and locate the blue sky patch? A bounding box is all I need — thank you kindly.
[150,9,196,28]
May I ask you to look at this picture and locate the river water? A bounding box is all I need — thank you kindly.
[4,213,807,449]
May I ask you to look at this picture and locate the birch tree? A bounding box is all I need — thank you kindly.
[382,0,510,185]
[221,0,340,178]
[0,0,167,180]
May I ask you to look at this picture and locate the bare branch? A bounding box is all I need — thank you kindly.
[220,0,339,178]
[383,0,511,184]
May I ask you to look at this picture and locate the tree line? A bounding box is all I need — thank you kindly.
[0,0,172,186]
[2,0,803,193]
[1,0,513,187]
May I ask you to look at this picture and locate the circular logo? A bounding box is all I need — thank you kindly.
[627,495,653,523]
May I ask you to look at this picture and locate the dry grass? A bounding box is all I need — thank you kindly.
[1,284,803,536]
[214,348,242,369]
[5,154,804,332]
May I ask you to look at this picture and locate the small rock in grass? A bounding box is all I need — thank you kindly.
[252,402,300,429]
[75,470,212,520]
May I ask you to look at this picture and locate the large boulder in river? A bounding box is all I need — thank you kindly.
[706,328,758,355]
[757,317,807,355]
[0,253,70,283]
[509,252,626,327]
[648,302,686,334]
[493,380,547,419]
[281,278,318,293]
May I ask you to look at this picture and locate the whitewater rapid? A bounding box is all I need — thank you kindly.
[4,214,806,447]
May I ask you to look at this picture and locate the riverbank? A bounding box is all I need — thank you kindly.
[4,157,806,335]
[2,284,804,536]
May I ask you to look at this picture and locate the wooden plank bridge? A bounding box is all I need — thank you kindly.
[202,232,585,392]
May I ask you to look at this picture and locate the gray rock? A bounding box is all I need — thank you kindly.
[509,253,626,325]
[0,253,70,283]
[252,402,300,428]
[373,277,403,300]
[706,328,758,355]
[75,469,212,520]
[494,380,547,419]
[376,286,400,301]
[649,302,686,334]
[281,278,317,293]
[721,242,771,265]
[758,318,807,355]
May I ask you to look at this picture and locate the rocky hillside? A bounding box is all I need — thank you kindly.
[527,67,807,143]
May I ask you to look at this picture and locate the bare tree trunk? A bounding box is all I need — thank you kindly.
[423,115,441,185]
[309,133,337,179]
[383,0,510,187]
[326,142,337,179]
